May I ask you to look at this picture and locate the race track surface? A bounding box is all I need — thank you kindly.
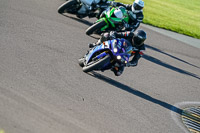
[0,0,200,133]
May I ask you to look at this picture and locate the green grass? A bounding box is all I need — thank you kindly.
[116,0,200,39]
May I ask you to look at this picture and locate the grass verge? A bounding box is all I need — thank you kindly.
[117,0,200,39]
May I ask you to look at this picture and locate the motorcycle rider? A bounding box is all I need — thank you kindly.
[110,0,144,31]
[89,29,146,76]
[76,0,111,18]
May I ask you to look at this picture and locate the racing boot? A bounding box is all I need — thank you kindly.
[111,63,124,76]
[88,12,97,18]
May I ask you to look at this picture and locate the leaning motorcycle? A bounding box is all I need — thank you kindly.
[85,6,130,35]
[78,39,133,73]
[58,0,112,18]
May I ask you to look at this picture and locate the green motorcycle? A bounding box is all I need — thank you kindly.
[85,6,130,35]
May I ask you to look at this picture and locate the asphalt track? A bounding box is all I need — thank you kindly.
[0,0,200,133]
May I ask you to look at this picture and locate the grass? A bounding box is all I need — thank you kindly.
[116,0,200,39]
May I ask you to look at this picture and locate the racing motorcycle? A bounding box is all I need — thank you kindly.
[78,39,133,73]
[58,0,112,18]
[85,6,130,35]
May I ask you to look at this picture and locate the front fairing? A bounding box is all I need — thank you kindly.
[103,7,129,27]
[111,39,132,63]
[85,41,111,64]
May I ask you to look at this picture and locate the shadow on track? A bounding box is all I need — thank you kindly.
[143,54,200,80]
[87,71,183,115]
[61,14,101,39]
[145,45,200,69]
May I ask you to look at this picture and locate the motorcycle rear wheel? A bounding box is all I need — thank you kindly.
[85,21,107,35]
[83,55,111,72]
[58,0,77,14]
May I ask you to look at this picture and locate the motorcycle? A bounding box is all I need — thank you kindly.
[85,6,130,35]
[58,0,112,18]
[78,39,133,73]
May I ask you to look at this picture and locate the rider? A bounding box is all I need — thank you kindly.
[89,29,147,76]
[77,0,110,18]
[110,0,144,31]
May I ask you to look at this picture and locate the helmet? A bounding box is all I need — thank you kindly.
[132,0,144,13]
[132,29,146,47]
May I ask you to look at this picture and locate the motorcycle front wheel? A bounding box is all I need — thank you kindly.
[85,21,107,35]
[83,55,111,72]
[78,57,85,67]
[58,0,78,14]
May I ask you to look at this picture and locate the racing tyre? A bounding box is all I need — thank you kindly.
[58,0,77,14]
[86,21,107,35]
[83,55,111,72]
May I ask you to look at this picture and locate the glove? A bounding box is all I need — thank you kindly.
[128,11,137,20]
[124,23,129,29]
[109,31,117,39]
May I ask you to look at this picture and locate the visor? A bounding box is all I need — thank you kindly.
[133,35,145,46]
[133,3,143,11]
